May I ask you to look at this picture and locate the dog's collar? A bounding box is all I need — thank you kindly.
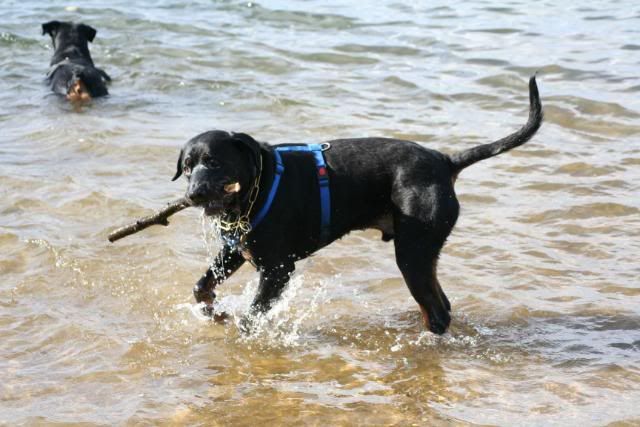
[217,153,263,238]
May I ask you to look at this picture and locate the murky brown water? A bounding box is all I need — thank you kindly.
[1,1,640,425]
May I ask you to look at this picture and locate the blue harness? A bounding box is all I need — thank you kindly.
[251,143,331,246]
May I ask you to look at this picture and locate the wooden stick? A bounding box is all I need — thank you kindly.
[108,197,190,243]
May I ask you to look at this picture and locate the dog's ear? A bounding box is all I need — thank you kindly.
[78,24,97,42]
[231,132,261,171]
[42,21,61,37]
[172,149,183,181]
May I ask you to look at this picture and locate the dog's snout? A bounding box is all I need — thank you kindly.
[186,182,209,205]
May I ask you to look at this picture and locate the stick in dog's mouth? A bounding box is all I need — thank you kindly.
[224,182,241,193]
[198,181,242,216]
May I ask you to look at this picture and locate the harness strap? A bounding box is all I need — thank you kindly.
[46,58,70,79]
[250,150,284,228]
[250,144,331,246]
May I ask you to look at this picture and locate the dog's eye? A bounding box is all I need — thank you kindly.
[205,158,220,169]
[183,157,194,177]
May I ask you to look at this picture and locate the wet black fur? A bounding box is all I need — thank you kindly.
[42,20,110,98]
[174,77,543,334]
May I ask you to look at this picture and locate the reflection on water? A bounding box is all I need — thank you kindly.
[1,0,640,425]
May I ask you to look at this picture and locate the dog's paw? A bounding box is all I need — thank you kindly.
[428,308,451,335]
[199,303,213,316]
[199,304,228,323]
[193,276,216,305]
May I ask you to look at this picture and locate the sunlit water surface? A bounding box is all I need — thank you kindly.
[1,1,639,425]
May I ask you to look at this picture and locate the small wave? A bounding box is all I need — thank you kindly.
[292,51,378,66]
[334,43,421,56]
[241,3,357,31]
[0,32,41,48]
[523,202,638,223]
[553,162,620,177]
[467,27,523,35]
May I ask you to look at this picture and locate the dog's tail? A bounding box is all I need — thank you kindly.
[449,76,543,174]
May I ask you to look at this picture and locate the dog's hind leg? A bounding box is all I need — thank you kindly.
[391,188,458,334]
[393,225,450,333]
[438,279,451,312]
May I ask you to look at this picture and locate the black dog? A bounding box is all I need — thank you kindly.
[42,20,110,102]
[172,77,542,334]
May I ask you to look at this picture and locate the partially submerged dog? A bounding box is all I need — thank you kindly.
[173,77,543,334]
[42,20,111,102]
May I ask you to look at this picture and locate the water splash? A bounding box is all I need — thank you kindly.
[231,272,331,348]
[200,212,224,269]
[28,238,90,288]
[197,212,333,347]
[197,214,516,359]
[180,271,334,349]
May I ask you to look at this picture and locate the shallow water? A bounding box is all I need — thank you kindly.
[1,1,640,425]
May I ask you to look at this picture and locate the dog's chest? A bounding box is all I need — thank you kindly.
[220,229,257,265]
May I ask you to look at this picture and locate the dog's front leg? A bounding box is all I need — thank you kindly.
[239,262,295,331]
[194,245,245,309]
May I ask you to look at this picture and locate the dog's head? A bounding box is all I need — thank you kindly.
[172,130,262,216]
[42,20,97,50]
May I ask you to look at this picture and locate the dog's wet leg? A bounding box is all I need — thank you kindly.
[193,246,245,312]
[437,279,451,312]
[251,262,295,313]
[393,213,452,334]
[240,262,295,332]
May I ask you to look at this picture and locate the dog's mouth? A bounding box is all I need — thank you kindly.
[199,194,238,216]
[202,200,225,216]
[188,180,242,216]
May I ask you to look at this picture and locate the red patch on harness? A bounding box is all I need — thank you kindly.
[318,167,327,176]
